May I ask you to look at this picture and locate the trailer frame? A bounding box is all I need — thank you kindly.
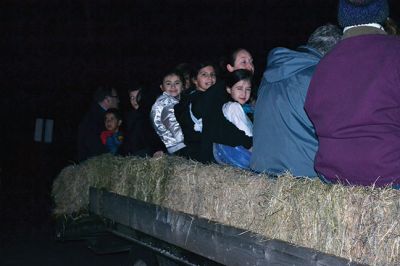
[88,187,363,266]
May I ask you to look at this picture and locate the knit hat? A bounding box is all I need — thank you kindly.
[338,0,389,28]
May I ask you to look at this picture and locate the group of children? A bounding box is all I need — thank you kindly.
[99,48,256,169]
[150,48,255,169]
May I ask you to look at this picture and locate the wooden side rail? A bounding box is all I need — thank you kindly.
[89,187,363,266]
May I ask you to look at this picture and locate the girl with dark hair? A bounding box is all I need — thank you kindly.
[174,62,216,161]
[191,62,217,92]
[223,70,253,135]
[150,70,187,156]
[213,70,253,169]
[198,48,255,163]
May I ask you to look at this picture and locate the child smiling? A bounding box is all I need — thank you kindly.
[213,69,253,169]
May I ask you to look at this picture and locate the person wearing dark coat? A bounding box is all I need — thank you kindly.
[77,86,119,162]
[198,49,254,163]
[305,0,400,187]
[174,62,217,161]
[174,89,203,160]
[120,88,165,157]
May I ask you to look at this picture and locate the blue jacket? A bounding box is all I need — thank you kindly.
[250,46,321,177]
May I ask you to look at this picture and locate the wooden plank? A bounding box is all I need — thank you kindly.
[89,187,364,266]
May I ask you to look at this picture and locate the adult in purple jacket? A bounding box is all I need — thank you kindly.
[305,0,400,187]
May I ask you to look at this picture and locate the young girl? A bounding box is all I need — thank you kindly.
[150,69,186,156]
[198,48,254,163]
[213,69,253,169]
[100,108,124,155]
[175,62,217,161]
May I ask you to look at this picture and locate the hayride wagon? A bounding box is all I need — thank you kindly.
[53,155,400,265]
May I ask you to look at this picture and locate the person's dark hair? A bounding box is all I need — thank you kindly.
[161,69,185,85]
[228,48,248,66]
[128,87,142,94]
[226,69,253,88]
[93,86,115,103]
[190,61,216,80]
[384,17,400,35]
[175,63,191,77]
[175,62,193,89]
[128,86,143,106]
[307,24,342,56]
[104,108,122,121]
[219,48,251,76]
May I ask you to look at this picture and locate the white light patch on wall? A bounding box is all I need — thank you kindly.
[34,118,54,143]
[34,118,44,142]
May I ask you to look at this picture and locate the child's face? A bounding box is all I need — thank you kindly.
[193,66,216,92]
[129,90,140,110]
[227,79,251,105]
[160,74,183,97]
[104,113,122,132]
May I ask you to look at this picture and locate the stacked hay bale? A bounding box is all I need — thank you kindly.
[52,154,400,265]
[52,155,171,215]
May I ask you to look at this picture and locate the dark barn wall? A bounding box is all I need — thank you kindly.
[5,0,339,91]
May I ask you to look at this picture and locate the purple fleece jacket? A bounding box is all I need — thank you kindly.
[305,34,400,187]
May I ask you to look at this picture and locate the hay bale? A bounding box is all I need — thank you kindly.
[52,155,400,265]
[164,158,271,230]
[52,154,170,215]
[111,155,171,204]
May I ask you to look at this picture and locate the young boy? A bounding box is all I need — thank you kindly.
[100,108,123,155]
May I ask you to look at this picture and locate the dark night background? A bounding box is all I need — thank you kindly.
[0,0,399,263]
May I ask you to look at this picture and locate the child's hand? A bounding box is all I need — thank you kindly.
[153,150,164,158]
